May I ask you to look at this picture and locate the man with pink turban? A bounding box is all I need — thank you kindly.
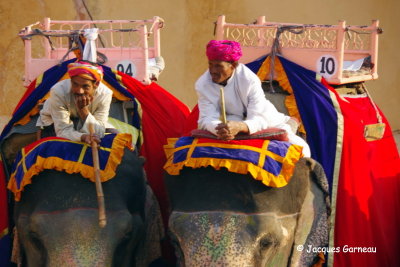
[195,40,310,157]
[36,61,113,144]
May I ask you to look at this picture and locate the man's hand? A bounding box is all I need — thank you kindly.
[81,133,101,144]
[74,94,93,109]
[74,94,93,120]
[215,121,249,140]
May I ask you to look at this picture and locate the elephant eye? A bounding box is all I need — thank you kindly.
[113,230,134,266]
[28,231,47,264]
[168,231,185,264]
[259,235,278,250]
[29,231,44,248]
[260,238,272,249]
[117,227,134,247]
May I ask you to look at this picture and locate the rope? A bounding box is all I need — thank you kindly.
[58,33,83,64]
[269,25,305,93]
[362,83,382,123]
[20,29,56,50]
[20,28,116,65]
[345,26,383,41]
[81,0,106,48]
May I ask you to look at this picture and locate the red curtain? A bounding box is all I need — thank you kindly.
[121,75,190,228]
[332,93,400,266]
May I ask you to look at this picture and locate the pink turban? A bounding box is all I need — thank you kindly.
[67,61,103,82]
[206,40,242,62]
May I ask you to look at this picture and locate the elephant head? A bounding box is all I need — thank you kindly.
[165,158,330,266]
[12,149,162,267]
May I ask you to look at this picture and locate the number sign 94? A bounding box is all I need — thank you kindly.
[115,60,137,77]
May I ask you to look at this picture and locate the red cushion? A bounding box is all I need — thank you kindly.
[191,128,288,141]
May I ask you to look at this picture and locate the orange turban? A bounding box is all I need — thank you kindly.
[67,61,103,82]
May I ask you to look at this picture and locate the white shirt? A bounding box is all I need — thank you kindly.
[36,79,113,141]
[195,63,290,135]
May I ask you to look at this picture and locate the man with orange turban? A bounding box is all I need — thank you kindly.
[36,61,113,144]
[196,40,311,157]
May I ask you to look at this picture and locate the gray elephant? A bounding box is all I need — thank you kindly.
[11,148,164,267]
[165,157,330,267]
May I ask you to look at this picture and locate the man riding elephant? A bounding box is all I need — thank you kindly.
[196,40,310,157]
[36,61,115,144]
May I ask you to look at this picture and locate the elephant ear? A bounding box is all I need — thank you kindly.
[134,184,165,266]
[289,158,331,267]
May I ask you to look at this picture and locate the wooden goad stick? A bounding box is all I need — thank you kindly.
[220,86,227,124]
[89,123,107,228]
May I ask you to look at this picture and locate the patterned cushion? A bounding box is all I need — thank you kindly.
[191,128,288,141]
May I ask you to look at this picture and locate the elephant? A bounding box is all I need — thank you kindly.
[165,157,330,267]
[11,147,164,267]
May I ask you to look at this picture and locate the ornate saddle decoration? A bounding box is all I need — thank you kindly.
[8,133,133,201]
[164,137,303,187]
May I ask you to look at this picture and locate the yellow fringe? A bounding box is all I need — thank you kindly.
[14,73,72,126]
[102,79,131,101]
[163,138,303,188]
[8,133,133,201]
[256,56,306,135]
[163,138,179,159]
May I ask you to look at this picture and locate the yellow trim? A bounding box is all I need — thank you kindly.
[256,56,306,135]
[113,70,125,86]
[15,73,58,126]
[35,73,44,87]
[186,138,198,160]
[102,79,131,101]
[21,149,27,173]
[60,72,70,81]
[327,90,344,267]
[163,138,179,159]
[78,145,88,163]
[0,228,9,239]
[164,138,303,188]
[15,92,49,126]
[257,140,270,168]
[99,146,112,152]
[8,133,133,201]
[172,141,286,163]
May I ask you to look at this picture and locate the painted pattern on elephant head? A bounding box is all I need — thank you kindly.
[165,159,330,266]
[169,211,299,267]
[17,208,143,267]
[13,148,151,267]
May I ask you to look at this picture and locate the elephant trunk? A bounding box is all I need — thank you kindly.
[47,243,112,267]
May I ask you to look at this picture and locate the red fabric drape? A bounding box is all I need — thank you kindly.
[12,80,37,115]
[121,75,190,227]
[121,75,190,262]
[0,158,10,264]
[182,104,199,136]
[332,94,400,266]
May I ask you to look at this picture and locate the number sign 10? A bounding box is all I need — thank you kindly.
[317,56,337,78]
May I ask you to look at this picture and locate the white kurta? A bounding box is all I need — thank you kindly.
[36,79,113,142]
[195,63,311,157]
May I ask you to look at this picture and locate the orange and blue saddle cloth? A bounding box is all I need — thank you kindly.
[164,136,303,187]
[7,133,133,201]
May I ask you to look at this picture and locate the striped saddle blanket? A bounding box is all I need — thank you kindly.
[164,136,303,187]
[8,133,133,201]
